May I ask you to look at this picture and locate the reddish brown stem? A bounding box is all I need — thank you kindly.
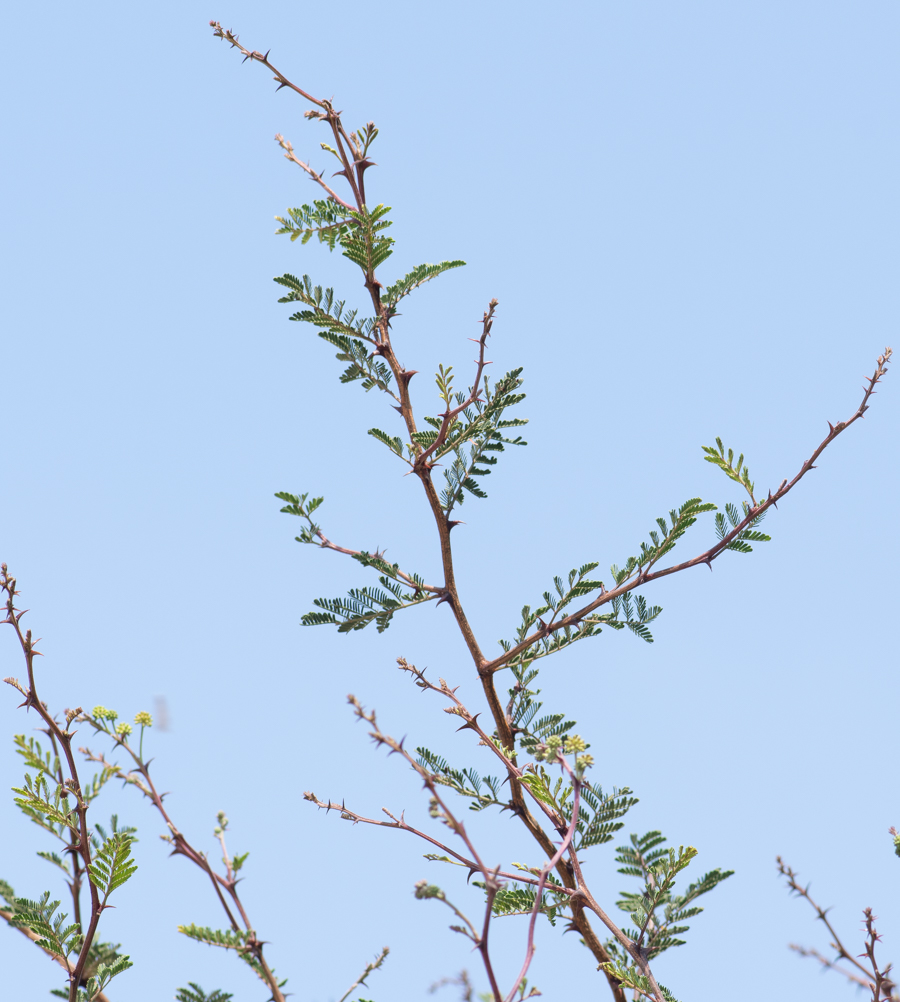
[80,738,285,1002]
[504,759,582,1002]
[2,568,101,1002]
[488,348,892,676]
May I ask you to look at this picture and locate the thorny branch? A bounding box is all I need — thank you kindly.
[335,694,508,1000]
[2,567,102,1002]
[778,857,898,1001]
[414,301,498,469]
[78,736,285,1002]
[333,668,656,1000]
[287,503,443,596]
[336,947,390,1002]
[487,347,892,676]
[504,757,581,1002]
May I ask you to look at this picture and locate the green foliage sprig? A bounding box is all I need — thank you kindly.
[702,438,757,502]
[609,833,733,960]
[175,985,234,1002]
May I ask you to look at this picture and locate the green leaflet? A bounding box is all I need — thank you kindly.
[564,779,639,852]
[0,878,16,906]
[73,954,134,1002]
[416,748,504,812]
[472,881,567,927]
[341,204,394,273]
[12,771,78,835]
[88,832,138,897]
[10,891,81,960]
[321,332,394,393]
[275,199,356,249]
[274,274,378,340]
[276,490,325,545]
[714,501,772,553]
[35,850,70,875]
[499,575,662,672]
[177,924,280,986]
[277,492,434,633]
[91,814,138,853]
[599,963,680,1002]
[497,501,718,672]
[434,368,528,514]
[273,275,397,394]
[50,941,130,999]
[384,260,466,308]
[611,497,718,586]
[606,831,733,961]
[518,772,557,808]
[175,985,234,1002]
[14,733,59,774]
[178,923,252,950]
[303,576,435,633]
[702,437,757,501]
[368,427,406,459]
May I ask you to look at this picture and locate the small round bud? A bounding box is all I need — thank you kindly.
[565,734,587,753]
[115,722,132,738]
[134,711,153,727]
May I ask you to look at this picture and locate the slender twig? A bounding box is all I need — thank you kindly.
[302,791,556,892]
[273,133,355,210]
[567,851,667,1002]
[863,908,896,1002]
[788,943,876,990]
[342,695,509,1000]
[336,946,389,1002]
[487,348,892,676]
[415,882,482,942]
[504,757,582,1002]
[429,970,475,1000]
[414,301,497,468]
[79,737,285,1002]
[214,823,234,884]
[310,530,443,594]
[777,857,877,984]
[345,674,638,1001]
[395,659,627,1000]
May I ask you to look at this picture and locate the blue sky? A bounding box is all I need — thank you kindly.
[2,2,898,1000]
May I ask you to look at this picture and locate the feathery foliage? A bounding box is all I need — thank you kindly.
[175,985,234,1002]
[702,438,757,501]
[302,575,436,633]
[384,260,466,309]
[606,832,733,960]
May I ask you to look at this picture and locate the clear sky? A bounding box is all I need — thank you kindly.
[2,2,898,1000]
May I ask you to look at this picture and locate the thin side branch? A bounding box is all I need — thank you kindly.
[778,857,898,1001]
[487,348,892,675]
[78,736,285,1002]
